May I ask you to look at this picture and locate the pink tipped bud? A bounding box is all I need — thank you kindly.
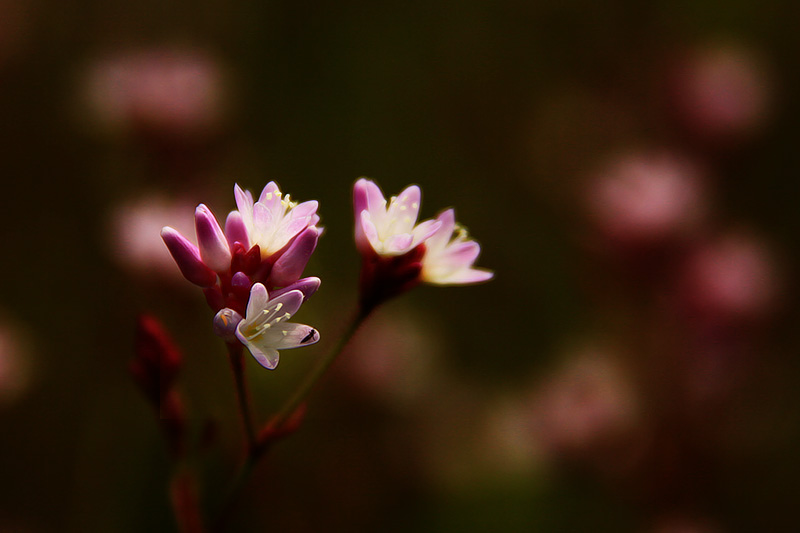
[270,276,321,302]
[225,210,249,249]
[195,204,231,273]
[270,226,320,287]
[161,227,217,287]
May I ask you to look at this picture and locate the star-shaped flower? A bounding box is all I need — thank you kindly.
[235,283,320,370]
[353,178,441,256]
[234,182,320,258]
[421,209,493,285]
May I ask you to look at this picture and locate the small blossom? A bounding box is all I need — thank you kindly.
[234,182,320,258]
[235,283,320,370]
[421,209,493,285]
[354,178,493,311]
[353,178,441,256]
[586,152,706,247]
[161,182,322,316]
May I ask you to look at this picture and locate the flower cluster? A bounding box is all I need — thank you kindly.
[353,178,492,310]
[161,182,321,369]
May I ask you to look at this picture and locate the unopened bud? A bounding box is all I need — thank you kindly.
[212,308,243,341]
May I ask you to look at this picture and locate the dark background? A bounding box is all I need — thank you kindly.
[1,1,798,531]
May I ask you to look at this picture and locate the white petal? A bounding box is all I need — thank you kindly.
[258,323,320,350]
[411,219,442,246]
[426,209,456,251]
[245,283,270,319]
[258,181,283,210]
[387,185,421,231]
[426,267,494,285]
[290,200,318,220]
[385,233,415,254]
[246,341,281,370]
[234,184,254,224]
[361,211,381,251]
[255,290,304,326]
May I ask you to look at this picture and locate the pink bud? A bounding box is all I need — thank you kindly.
[195,204,231,273]
[161,227,217,287]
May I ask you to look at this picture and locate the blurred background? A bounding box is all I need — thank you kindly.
[1,0,798,531]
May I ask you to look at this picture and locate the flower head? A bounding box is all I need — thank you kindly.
[235,283,320,370]
[353,178,441,256]
[353,178,493,311]
[421,209,493,285]
[234,181,320,258]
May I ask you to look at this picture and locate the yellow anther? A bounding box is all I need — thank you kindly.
[265,192,273,200]
[275,303,283,312]
[411,202,419,209]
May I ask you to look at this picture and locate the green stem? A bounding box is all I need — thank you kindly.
[226,342,257,452]
[212,306,371,531]
[268,306,370,431]
[211,455,256,533]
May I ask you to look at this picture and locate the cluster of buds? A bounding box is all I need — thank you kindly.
[353,178,493,311]
[131,315,186,456]
[161,182,321,369]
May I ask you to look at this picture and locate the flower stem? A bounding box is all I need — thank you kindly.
[268,306,370,432]
[212,306,371,531]
[226,342,257,452]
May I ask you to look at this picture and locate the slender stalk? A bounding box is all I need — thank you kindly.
[170,469,207,533]
[212,306,371,531]
[226,342,257,451]
[268,306,370,432]
[211,455,256,533]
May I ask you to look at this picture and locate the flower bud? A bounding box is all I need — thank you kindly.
[212,308,243,342]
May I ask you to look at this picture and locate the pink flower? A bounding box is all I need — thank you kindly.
[233,181,320,258]
[421,209,493,285]
[234,283,320,370]
[161,183,321,322]
[353,178,441,256]
[353,178,493,310]
[671,43,770,141]
[586,152,706,246]
[679,233,777,321]
[84,47,226,137]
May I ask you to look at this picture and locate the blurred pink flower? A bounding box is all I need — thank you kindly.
[649,514,724,533]
[671,43,770,141]
[586,152,706,246]
[109,194,197,282]
[84,47,226,137]
[0,0,29,69]
[0,314,34,406]
[337,309,443,409]
[679,233,777,322]
[530,350,638,457]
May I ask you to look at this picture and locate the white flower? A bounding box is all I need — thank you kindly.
[235,283,320,370]
[421,209,493,285]
[353,178,441,256]
[233,182,320,258]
